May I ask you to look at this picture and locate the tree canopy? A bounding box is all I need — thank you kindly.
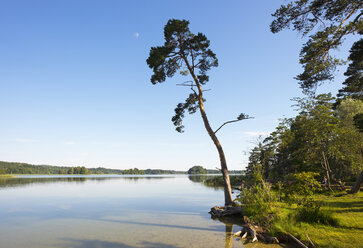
[271,0,362,92]
[146,19,218,132]
[246,95,363,184]
[337,38,363,101]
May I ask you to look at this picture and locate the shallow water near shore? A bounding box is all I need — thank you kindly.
[0,175,281,248]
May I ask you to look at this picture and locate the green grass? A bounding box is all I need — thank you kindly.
[271,192,363,248]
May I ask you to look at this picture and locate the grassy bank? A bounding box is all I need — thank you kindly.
[0,174,16,178]
[211,173,363,247]
[271,192,363,248]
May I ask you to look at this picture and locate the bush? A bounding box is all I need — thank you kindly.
[283,172,322,205]
[236,172,278,226]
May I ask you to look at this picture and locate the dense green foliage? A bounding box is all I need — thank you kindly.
[337,38,363,101]
[246,95,363,184]
[270,1,363,196]
[0,161,85,175]
[354,113,363,132]
[242,93,362,245]
[236,173,278,226]
[271,0,362,92]
[194,2,363,246]
[283,172,322,205]
[187,165,207,174]
[66,166,89,175]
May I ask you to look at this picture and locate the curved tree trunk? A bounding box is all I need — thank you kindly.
[183,57,233,206]
[196,103,233,206]
[350,170,363,194]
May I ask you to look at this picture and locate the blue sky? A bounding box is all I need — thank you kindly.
[0,0,353,170]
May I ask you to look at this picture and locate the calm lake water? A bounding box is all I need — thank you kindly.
[0,175,280,248]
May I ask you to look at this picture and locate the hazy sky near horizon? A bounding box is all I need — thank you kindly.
[0,0,353,170]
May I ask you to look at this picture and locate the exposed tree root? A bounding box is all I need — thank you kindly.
[288,233,308,248]
[210,206,279,244]
[209,206,243,218]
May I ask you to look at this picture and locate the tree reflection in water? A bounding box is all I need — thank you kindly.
[0,176,170,189]
[225,223,234,248]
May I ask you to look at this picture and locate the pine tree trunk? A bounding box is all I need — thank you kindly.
[350,170,363,194]
[183,56,233,206]
[196,88,233,206]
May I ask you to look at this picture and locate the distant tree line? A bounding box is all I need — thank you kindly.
[0,161,243,176]
[66,166,89,175]
[0,161,186,175]
[187,165,242,174]
[0,161,76,175]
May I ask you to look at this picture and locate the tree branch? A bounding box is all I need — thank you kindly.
[312,13,326,28]
[214,115,254,134]
[190,86,197,95]
[176,81,196,87]
[191,46,195,70]
[327,6,360,50]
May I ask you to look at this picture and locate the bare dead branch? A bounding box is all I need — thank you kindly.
[214,116,254,134]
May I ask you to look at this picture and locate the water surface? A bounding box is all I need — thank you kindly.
[0,175,279,248]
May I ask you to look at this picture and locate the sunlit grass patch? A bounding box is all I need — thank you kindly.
[0,174,15,178]
[271,192,363,248]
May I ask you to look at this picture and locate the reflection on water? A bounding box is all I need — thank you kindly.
[225,223,234,248]
[0,175,172,189]
[0,177,88,189]
[0,175,280,248]
[0,175,221,190]
[188,175,232,191]
[187,175,209,183]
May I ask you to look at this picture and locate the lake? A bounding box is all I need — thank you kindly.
[0,175,280,248]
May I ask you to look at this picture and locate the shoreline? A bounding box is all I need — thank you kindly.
[0,174,16,178]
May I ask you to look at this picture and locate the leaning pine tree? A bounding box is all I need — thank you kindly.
[147,19,250,206]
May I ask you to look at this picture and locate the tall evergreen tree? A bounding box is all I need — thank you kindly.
[146,19,249,206]
[338,39,363,101]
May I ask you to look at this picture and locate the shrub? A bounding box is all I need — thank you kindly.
[236,172,278,226]
[283,172,322,205]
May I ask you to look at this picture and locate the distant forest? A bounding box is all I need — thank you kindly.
[0,161,241,175]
